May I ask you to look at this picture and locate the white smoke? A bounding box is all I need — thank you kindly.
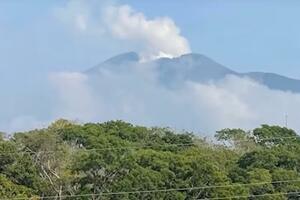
[55,0,191,61]
[104,5,191,61]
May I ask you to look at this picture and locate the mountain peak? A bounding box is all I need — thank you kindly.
[85,52,300,93]
[179,53,211,59]
[86,52,139,73]
[154,53,237,87]
[103,51,139,65]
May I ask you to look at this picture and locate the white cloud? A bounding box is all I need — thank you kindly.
[6,116,49,133]
[55,0,89,32]
[45,65,300,135]
[183,75,300,133]
[49,72,99,121]
[186,79,257,130]
[54,0,105,34]
[75,14,88,31]
[55,1,191,60]
[2,67,300,135]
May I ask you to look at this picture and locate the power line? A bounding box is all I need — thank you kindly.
[0,135,299,155]
[197,191,300,200]
[2,179,300,200]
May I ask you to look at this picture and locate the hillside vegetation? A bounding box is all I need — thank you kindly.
[0,120,300,199]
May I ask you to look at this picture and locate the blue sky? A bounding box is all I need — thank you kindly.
[1,0,300,79]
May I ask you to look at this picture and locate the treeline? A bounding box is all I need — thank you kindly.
[0,120,300,199]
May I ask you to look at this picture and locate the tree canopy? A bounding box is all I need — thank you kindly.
[0,121,299,199]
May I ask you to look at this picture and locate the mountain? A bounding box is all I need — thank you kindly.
[86,52,300,93]
[242,72,300,93]
[86,52,139,74]
[154,53,238,88]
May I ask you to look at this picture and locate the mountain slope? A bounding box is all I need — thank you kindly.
[242,72,300,93]
[86,52,140,73]
[86,52,300,93]
[154,53,238,88]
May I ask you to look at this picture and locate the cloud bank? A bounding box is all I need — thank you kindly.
[2,61,300,135]
[47,64,300,135]
[49,72,99,121]
[55,0,191,60]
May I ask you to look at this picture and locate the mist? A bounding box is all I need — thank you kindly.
[1,59,295,135]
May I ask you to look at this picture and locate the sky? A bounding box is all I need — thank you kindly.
[1,0,300,77]
[1,0,300,134]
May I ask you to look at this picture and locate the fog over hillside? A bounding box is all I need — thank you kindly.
[2,52,300,135]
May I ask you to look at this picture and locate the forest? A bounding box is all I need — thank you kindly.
[0,120,300,199]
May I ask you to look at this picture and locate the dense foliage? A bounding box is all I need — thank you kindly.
[0,120,299,199]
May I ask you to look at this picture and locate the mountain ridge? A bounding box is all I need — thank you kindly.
[86,52,300,93]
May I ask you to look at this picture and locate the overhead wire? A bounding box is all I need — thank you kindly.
[1,179,300,200]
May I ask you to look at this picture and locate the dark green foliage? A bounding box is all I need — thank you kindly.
[0,121,299,199]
